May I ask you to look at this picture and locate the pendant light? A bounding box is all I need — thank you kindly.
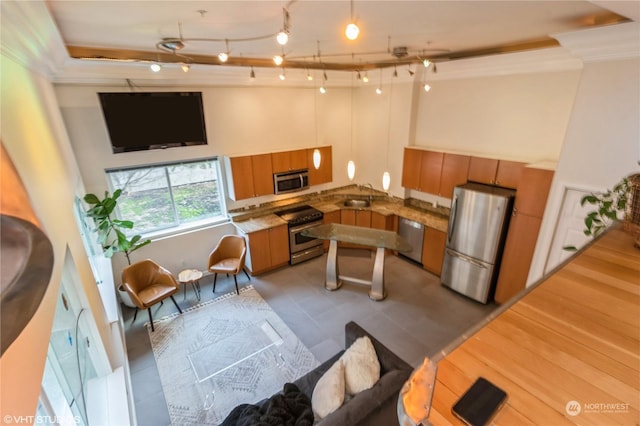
[382,72,393,191]
[347,71,356,181]
[345,0,360,40]
[313,77,322,170]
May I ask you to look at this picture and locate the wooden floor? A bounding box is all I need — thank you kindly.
[428,225,640,425]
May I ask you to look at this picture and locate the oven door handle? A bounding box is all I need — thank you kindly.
[289,221,322,234]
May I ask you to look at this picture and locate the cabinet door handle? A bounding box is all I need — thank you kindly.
[512,207,518,217]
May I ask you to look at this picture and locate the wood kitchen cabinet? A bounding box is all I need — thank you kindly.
[494,167,554,304]
[340,209,371,249]
[322,210,341,250]
[271,149,308,173]
[401,148,470,198]
[245,224,289,275]
[439,153,471,199]
[224,153,274,200]
[422,227,447,276]
[371,212,394,231]
[341,209,371,227]
[467,157,524,189]
[308,146,333,186]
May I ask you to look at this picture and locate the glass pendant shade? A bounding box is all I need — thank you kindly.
[313,149,321,169]
[276,31,288,45]
[382,171,391,191]
[345,23,359,40]
[347,160,356,181]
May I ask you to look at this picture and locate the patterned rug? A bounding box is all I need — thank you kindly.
[147,285,319,425]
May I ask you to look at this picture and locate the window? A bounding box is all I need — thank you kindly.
[106,158,225,235]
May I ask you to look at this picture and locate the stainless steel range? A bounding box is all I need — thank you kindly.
[276,205,324,264]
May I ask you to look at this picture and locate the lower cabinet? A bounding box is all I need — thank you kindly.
[245,225,289,275]
[340,209,372,249]
[422,227,447,276]
[322,210,341,250]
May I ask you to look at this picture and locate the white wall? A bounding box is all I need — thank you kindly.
[533,55,640,278]
[0,54,117,419]
[413,68,582,162]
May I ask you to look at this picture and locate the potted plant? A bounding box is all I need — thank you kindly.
[84,189,151,306]
[565,175,638,250]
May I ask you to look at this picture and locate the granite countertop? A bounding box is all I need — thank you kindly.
[231,185,450,234]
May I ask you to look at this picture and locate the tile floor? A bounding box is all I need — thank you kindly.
[124,249,498,425]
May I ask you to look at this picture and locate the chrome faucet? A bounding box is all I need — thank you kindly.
[363,183,374,204]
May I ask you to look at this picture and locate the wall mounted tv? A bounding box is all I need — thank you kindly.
[98,91,208,153]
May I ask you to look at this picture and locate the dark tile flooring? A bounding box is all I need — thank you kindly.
[124,249,498,425]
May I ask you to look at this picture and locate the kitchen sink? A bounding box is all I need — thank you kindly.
[343,199,371,208]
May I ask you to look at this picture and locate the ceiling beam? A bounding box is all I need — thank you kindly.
[65,37,563,72]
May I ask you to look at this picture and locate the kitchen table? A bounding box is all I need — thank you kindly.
[302,223,412,300]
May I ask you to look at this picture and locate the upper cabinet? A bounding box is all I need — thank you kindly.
[401,148,469,198]
[225,145,333,201]
[467,157,524,189]
[271,149,308,173]
[307,146,333,186]
[224,153,274,200]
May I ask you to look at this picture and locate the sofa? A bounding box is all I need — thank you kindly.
[224,321,413,425]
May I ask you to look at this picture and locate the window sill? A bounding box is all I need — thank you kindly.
[142,217,231,242]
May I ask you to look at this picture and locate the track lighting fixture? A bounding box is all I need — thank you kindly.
[250,66,255,80]
[407,65,414,76]
[306,69,313,81]
[393,66,398,78]
[345,0,360,40]
[423,58,431,68]
[150,63,161,72]
[424,83,431,92]
[362,72,369,83]
[180,63,190,72]
[279,68,286,80]
[319,86,326,94]
[376,69,382,94]
[273,55,283,66]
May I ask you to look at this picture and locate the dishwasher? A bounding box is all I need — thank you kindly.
[398,217,424,263]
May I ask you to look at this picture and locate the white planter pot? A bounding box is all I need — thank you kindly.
[117,285,136,308]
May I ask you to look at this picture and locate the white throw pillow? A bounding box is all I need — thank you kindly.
[311,359,345,419]
[340,336,381,395]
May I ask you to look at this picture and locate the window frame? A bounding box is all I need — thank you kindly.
[105,157,228,239]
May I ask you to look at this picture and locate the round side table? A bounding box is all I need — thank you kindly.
[178,269,203,301]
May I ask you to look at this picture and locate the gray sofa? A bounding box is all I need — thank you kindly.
[292,321,413,425]
[223,321,413,425]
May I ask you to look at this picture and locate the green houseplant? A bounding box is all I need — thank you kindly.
[83,189,151,265]
[581,177,630,238]
[565,176,634,251]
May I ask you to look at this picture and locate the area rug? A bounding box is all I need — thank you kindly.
[147,285,319,425]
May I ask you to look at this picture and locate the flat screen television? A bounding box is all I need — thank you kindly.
[98,92,208,153]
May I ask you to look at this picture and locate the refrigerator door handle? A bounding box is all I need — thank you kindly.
[447,195,458,243]
[446,249,487,269]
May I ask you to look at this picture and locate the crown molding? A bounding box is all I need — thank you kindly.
[0,1,68,78]
[421,47,583,81]
[552,21,640,62]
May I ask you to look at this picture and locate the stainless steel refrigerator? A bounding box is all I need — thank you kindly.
[441,182,515,303]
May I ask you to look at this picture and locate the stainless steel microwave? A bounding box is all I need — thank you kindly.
[274,169,309,194]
